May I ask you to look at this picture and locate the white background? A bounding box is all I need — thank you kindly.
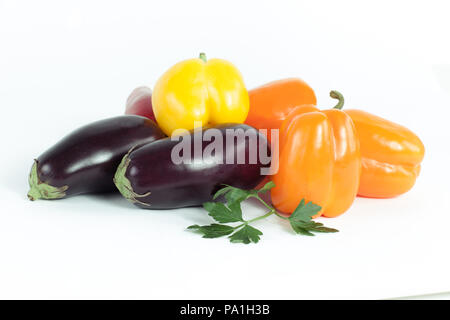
[1,0,449,299]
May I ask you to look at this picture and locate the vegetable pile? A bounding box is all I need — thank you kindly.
[28,53,425,244]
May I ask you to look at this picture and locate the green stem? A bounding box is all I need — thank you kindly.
[330,90,344,110]
[113,153,151,206]
[27,160,68,200]
[253,195,289,220]
[247,210,275,224]
[233,195,278,229]
[274,211,289,220]
[199,52,207,62]
[233,210,274,230]
[234,223,246,229]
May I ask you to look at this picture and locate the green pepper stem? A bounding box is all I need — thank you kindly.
[330,90,345,110]
[199,52,207,62]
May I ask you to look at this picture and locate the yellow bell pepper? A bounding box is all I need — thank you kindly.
[152,53,250,136]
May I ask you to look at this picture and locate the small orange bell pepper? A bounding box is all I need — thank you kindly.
[271,92,361,218]
[345,109,425,198]
[245,78,316,141]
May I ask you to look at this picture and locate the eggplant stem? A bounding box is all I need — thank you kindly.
[113,155,151,207]
[27,160,68,200]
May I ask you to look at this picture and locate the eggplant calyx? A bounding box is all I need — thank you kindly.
[27,160,68,201]
[113,155,151,207]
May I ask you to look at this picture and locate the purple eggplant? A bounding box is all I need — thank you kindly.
[113,124,271,209]
[28,115,166,200]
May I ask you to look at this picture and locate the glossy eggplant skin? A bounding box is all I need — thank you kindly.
[114,124,271,209]
[28,115,166,200]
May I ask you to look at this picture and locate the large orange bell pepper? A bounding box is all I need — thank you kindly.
[245,78,316,141]
[271,92,361,217]
[345,109,425,198]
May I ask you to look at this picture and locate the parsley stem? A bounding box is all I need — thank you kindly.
[274,212,289,220]
[253,195,289,220]
[247,209,275,224]
[234,210,274,229]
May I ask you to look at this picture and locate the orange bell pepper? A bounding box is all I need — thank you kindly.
[345,109,425,198]
[245,78,316,141]
[271,92,361,218]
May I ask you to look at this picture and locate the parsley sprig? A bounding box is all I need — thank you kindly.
[188,181,338,244]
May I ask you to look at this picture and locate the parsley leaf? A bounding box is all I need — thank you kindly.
[187,224,235,238]
[290,199,322,222]
[224,188,251,204]
[229,225,263,244]
[256,181,276,194]
[213,185,251,204]
[288,200,339,236]
[212,181,275,205]
[203,201,244,223]
[212,185,236,200]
